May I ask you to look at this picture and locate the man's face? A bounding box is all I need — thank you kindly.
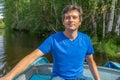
[63,10,81,31]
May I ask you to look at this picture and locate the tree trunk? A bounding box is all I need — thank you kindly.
[91,11,97,36]
[107,0,116,34]
[52,0,60,29]
[15,1,19,26]
[115,14,120,35]
[103,10,106,38]
[72,0,76,5]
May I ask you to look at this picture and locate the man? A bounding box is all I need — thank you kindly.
[0,5,100,80]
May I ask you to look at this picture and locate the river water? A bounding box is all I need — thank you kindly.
[0,29,45,77]
[0,29,120,77]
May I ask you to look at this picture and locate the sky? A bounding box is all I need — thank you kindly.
[0,4,4,19]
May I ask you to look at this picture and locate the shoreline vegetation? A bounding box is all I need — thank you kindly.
[0,19,5,28]
[1,0,120,59]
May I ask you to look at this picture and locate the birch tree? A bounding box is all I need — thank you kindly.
[14,0,19,26]
[103,6,106,38]
[91,0,98,37]
[107,0,116,34]
[72,0,77,5]
[114,0,120,36]
[52,0,60,30]
[115,14,120,35]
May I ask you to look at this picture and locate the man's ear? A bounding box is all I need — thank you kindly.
[79,21,81,26]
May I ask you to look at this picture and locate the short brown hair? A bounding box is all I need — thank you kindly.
[62,5,83,22]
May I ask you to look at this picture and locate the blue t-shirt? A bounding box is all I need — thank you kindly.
[38,32,94,79]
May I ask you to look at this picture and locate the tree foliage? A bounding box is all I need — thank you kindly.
[3,0,120,57]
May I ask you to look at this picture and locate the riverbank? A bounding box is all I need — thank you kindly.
[0,19,5,29]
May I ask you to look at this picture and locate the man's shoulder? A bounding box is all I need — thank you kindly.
[50,31,63,37]
[78,32,89,37]
[78,32,92,42]
[48,32,63,40]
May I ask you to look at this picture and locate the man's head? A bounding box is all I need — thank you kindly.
[62,5,83,22]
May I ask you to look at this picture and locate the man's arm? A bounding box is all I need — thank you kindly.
[0,49,44,80]
[86,55,101,80]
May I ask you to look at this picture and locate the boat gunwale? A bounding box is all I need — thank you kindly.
[84,64,120,73]
[13,63,120,80]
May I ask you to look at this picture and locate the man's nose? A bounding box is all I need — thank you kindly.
[69,16,74,21]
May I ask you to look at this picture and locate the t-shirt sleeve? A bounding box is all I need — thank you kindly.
[38,36,52,54]
[86,36,94,55]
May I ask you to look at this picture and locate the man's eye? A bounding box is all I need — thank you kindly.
[65,16,79,20]
[73,16,78,19]
[65,16,70,19]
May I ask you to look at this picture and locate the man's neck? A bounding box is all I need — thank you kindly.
[63,30,78,40]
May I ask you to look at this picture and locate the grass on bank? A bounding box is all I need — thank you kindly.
[0,19,5,28]
[92,37,120,58]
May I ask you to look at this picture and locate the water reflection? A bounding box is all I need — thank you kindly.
[0,30,44,76]
[0,35,5,77]
[0,29,5,77]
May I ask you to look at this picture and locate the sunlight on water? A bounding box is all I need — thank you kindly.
[0,35,5,77]
[0,29,43,77]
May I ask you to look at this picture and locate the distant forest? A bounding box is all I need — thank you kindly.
[1,0,120,57]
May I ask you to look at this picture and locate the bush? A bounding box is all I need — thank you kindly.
[94,38,120,57]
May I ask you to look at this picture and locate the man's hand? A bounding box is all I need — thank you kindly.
[0,76,11,80]
[0,75,13,80]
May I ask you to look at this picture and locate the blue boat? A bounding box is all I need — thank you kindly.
[13,57,120,80]
[104,61,120,70]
